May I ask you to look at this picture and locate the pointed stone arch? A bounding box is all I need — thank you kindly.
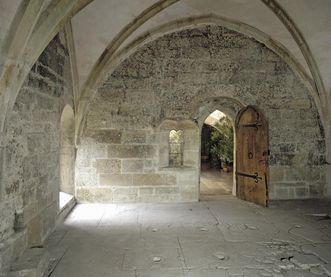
[76,14,324,144]
[200,109,235,199]
[196,97,244,198]
[60,105,75,196]
[0,0,179,136]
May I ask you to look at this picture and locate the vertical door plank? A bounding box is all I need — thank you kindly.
[235,106,269,207]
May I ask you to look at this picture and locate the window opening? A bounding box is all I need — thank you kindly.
[169,130,184,166]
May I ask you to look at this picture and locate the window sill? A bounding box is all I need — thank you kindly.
[159,166,196,171]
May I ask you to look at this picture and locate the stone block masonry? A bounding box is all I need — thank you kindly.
[0,32,72,275]
[76,24,325,203]
[76,127,185,203]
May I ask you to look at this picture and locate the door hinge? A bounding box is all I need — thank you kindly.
[236,122,262,130]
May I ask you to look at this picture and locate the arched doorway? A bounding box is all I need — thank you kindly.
[200,110,234,200]
[60,105,75,210]
[235,106,269,207]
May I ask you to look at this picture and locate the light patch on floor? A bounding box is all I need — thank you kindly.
[59,192,74,210]
[200,170,233,198]
[46,197,331,277]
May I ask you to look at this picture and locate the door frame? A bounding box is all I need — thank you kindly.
[198,110,237,199]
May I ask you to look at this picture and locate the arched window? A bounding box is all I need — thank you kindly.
[169,130,184,167]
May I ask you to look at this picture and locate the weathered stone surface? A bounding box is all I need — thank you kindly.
[76,173,98,187]
[87,130,122,144]
[0,231,27,275]
[99,174,133,186]
[183,150,199,167]
[94,159,121,174]
[122,160,144,173]
[155,187,179,194]
[132,174,176,186]
[158,120,198,130]
[0,33,71,276]
[26,216,42,248]
[113,193,138,203]
[274,186,294,199]
[122,130,147,144]
[295,186,309,198]
[8,248,50,277]
[76,187,113,203]
[113,187,139,203]
[183,130,199,150]
[44,198,331,277]
[108,145,156,159]
[76,25,325,204]
[113,187,138,195]
[139,187,154,195]
[270,167,285,182]
[309,183,323,197]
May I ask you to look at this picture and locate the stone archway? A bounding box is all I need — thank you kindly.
[77,24,326,203]
[195,97,244,198]
[76,14,324,144]
[60,105,75,198]
[200,110,234,200]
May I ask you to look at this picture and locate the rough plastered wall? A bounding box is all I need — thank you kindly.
[76,25,326,203]
[0,32,71,274]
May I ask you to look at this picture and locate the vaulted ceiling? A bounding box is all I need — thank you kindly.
[69,0,331,94]
[1,0,331,123]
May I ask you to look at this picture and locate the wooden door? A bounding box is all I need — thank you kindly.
[235,106,269,207]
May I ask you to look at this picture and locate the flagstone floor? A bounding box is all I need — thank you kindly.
[47,197,331,277]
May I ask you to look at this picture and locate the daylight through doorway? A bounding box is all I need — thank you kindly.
[200,110,234,200]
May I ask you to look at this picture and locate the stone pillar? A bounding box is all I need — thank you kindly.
[0,132,4,200]
[325,124,331,197]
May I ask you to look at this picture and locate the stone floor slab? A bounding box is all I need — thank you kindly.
[46,197,331,277]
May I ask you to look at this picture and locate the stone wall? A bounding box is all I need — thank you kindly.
[0,32,72,275]
[77,25,326,203]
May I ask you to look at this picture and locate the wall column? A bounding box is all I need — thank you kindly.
[325,124,331,196]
